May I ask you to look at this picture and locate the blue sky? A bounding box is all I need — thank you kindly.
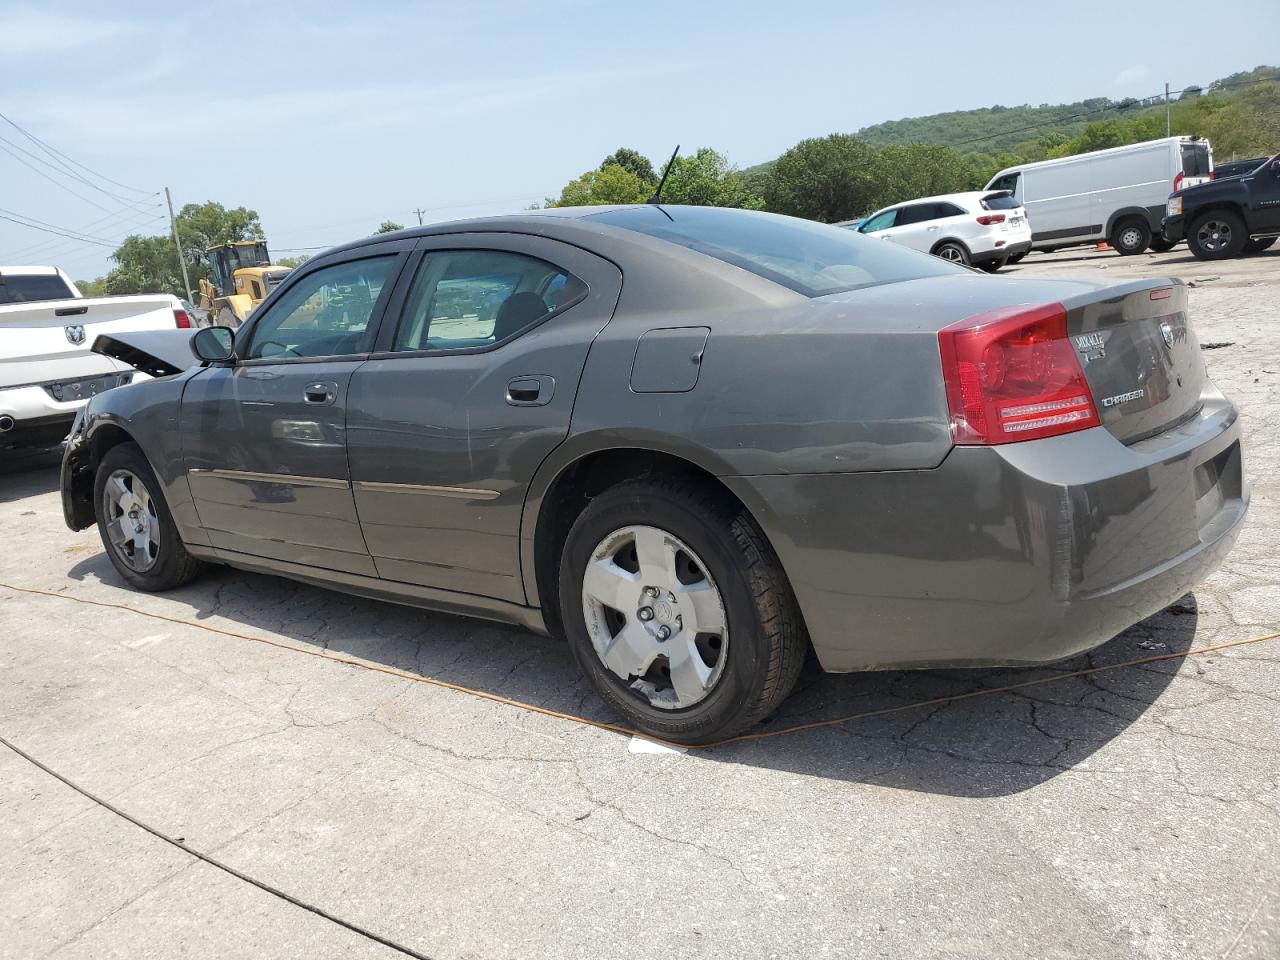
[2,0,1277,279]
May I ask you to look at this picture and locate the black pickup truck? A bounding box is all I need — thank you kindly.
[1163,154,1280,259]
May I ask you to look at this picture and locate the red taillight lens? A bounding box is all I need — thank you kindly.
[174,308,192,328]
[938,302,1100,444]
[976,213,1006,225]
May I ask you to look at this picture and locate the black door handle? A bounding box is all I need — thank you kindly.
[303,382,336,405]
[506,375,555,406]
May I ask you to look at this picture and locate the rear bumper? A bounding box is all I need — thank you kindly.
[725,386,1246,672]
[0,371,142,446]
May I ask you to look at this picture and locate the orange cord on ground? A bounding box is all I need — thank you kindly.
[3,580,1277,751]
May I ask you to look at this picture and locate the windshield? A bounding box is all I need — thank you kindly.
[587,206,964,297]
[0,273,75,305]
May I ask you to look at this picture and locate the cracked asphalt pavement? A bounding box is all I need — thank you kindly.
[2,246,1278,959]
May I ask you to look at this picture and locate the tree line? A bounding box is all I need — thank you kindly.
[79,65,1275,296]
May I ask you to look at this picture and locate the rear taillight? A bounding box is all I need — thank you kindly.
[174,308,192,328]
[938,302,1100,444]
[976,213,1006,225]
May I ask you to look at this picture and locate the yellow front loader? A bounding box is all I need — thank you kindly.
[197,240,292,327]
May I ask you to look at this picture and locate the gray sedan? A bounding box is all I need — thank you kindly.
[60,206,1247,744]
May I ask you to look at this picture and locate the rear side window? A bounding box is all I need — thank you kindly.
[980,192,1021,210]
[895,204,938,226]
[393,250,585,353]
[0,273,74,304]
[1181,143,1211,177]
[936,202,966,217]
[589,206,965,298]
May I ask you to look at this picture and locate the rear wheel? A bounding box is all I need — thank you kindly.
[559,477,806,745]
[1243,237,1276,255]
[1188,210,1247,260]
[933,242,970,266]
[1111,218,1151,256]
[95,443,204,591]
[1148,237,1177,253]
[1007,251,1028,264]
[977,258,1006,273]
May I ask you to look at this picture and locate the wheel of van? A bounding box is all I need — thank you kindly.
[1148,237,1177,253]
[1111,218,1151,256]
[1188,210,1247,260]
[94,442,204,592]
[558,476,806,745]
[1243,237,1276,255]
[933,242,970,266]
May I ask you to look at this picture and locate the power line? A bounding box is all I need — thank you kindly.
[0,108,153,196]
[0,202,165,262]
[0,132,156,209]
[0,212,118,247]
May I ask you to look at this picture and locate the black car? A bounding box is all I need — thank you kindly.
[1164,155,1280,259]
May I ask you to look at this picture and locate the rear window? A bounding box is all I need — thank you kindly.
[0,273,75,305]
[587,206,964,298]
[980,192,1020,210]
[1181,142,1211,177]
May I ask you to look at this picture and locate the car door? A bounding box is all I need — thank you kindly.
[1249,158,1280,233]
[181,244,412,575]
[858,207,899,239]
[345,234,623,603]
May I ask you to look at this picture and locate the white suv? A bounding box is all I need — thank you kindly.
[858,191,1032,271]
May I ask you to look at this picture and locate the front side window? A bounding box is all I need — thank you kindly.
[860,209,898,233]
[393,250,585,353]
[245,256,395,360]
[988,172,1020,196]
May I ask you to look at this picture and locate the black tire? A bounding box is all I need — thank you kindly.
[1148,237,1177,253]
[558,476,807,745]
[1187,209,1248,260]
[1243,237,1276,254]
[933,241,971,266]
[1007,251,1027,264]
[1110,217,1151,256]
[94,442,204,591]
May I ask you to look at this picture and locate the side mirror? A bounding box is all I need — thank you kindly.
[191,326,235,363]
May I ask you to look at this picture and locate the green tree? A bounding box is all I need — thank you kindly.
[763,135,880,222]
[871,144,982,208]
[101,235,188,297]
[375,220,404,234]
[601,148,657,185]
[276,255,310,268]
[174,201,263,264]
[545,163,651,207]
[660,148,764,209]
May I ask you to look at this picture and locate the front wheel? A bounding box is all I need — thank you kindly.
[933,242,971,266]
[1243,237,1276,255]
[1111,218,1151,256]
[1188,210,1247,260]
[559,477,806,745]
[95,442,204,591]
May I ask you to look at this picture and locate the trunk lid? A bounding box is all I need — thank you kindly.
[1062,280,1203,444]
[0,294,179,388]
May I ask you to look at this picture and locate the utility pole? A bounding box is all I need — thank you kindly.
[1165,82,1171,137]
[414,207,426,225]
[165,187,194,301]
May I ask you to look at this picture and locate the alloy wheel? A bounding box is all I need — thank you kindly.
[1196,220,1232,253]
[580,525,729,710]
[102,469,160,572]
[939,246,964,262]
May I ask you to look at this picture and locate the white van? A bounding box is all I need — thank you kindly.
[985,137,1213,256]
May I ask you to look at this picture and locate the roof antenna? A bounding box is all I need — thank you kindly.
[647,145,680,205]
